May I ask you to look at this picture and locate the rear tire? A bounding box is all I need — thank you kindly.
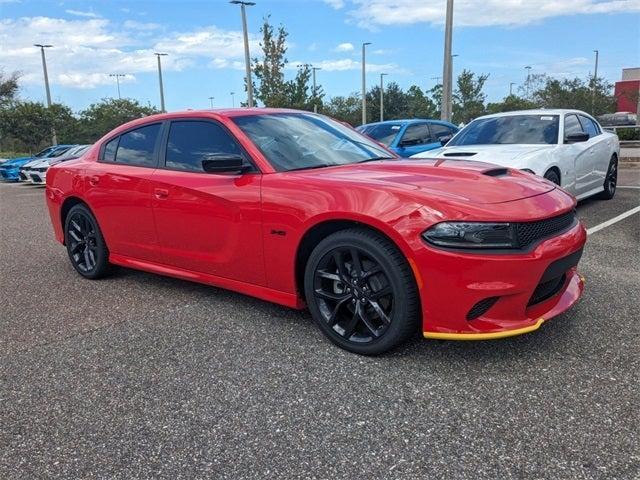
[596,155,617,200]
[544,169,560,186]
[64,204,111,279]
[304,228,419,355]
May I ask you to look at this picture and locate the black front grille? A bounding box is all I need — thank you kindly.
[467,296,499,320]
[528,274,566,306]
[515,210,576,249]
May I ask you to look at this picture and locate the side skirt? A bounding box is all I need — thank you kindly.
[109,253,306,310]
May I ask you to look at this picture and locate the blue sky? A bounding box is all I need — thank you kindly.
[1,0,638,112]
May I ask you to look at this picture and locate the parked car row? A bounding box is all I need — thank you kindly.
[360,109,620,202]
[0,144,91,184]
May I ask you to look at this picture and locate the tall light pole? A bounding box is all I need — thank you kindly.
[34,44,57,145]
[230,91,236,107]
[524,66,532,97]
[209,96,215,108]
[230,1,256,108]
[440,0,454,121]
[592,49,599,114]
[109,74,126,99]
[509,82,516,96]
[312,66,322,113]
[154,53,168,112]
[379,73,387,122]
[361,42,371,125]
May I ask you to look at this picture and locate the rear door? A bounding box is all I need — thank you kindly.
[84,123,163,263]
[579,114,609,189]
[563,114,592,195]
[150,119,265,285]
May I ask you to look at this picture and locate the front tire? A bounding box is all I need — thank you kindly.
[304,228,419,355]
[64,204,111,279]
[596,155,617,200]
[544,169,561,186]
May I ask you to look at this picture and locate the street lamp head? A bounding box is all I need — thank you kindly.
[154,52,168,56]
[363,42,372,46]
[34,44,53,48]
[230,1,256,5]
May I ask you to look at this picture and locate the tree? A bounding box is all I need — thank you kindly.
[252,16,289,107]
[0,101,54,152]
[324,93,361,126]
[76,98,159,143]
[406,85,438,119]
[452,69,489,124]
[486,94,537,114]
[532,76,616,116]
[0,71,20,106]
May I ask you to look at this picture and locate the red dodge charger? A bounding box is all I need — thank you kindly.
[46,109,586,354]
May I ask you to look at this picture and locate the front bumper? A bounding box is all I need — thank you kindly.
[0,167,20,181]
[413,220,587,339]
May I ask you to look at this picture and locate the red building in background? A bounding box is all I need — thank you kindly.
[615,68,640,114]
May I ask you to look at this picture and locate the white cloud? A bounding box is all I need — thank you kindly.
[323,0,346,9]
[65,9,99,18]
[349,0,640,28]
[0,16,255,90]
[334,42,354,52]
[291,58,402,73]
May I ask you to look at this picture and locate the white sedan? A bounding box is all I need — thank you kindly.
[411,109,620,201]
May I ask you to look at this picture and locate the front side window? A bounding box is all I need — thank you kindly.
[579,115,599,137]
[233,113,394,172]
[430,123,456,139]
[401,124,432,146]
[359,123,402,146]
[165,121,245,172]
[103,137,119,162]
[114,124,161,167]
[448,115,560,146]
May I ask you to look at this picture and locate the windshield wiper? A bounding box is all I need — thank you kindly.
[355,156,396,164]
[287,163,341,172]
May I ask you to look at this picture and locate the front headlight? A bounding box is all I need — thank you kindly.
[422,222,518,249]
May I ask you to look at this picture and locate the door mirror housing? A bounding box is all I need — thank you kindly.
[439,135,453,146]
[565,132,590,143]
[201,155,249,174]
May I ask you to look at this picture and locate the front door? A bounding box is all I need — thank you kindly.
[150,119,265,286]
[563,114,592,195]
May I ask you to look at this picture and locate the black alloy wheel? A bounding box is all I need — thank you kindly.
[64,204,110,279]
[544,169,561,186]
[304,228,419,355]
[597,155,617,200]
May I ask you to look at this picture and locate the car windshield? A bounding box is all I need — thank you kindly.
[358,123,402,146]
[34,146,56,157]
[448,114,560,146]
[233,113,395,171]
[48,147,73,158]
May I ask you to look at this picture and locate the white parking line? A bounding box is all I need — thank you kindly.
[587,206,640,235]
[618,185,640,189]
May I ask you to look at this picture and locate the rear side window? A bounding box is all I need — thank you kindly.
[564,114,584,138]
[103,137,118,162]
[165,120,244,172]
[105,123,161,166]
[579,115,600,137]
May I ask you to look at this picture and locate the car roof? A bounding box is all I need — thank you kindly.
[359,119,455,128]
[476,109,595,120]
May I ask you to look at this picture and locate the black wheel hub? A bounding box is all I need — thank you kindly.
[68,212,98,272]
[607,161,617,194]
[313,247,394,344]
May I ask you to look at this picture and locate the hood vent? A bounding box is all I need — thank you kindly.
[443,151,477,157]
[482,168,509,177]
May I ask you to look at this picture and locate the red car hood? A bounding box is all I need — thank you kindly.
[292,158,555,205]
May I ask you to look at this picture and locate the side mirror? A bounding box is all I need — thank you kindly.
[201,154,249,174]
[565,132,590,143]
[439,135,452,146]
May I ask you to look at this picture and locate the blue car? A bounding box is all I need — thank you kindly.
[0,145,74,182]
[357,119,459,157]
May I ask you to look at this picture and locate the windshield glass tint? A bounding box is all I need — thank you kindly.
[233,113,394,171]
[360,123,402,146]
[448,115,559,146]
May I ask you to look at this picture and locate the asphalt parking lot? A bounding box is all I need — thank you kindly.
[1,172,639,479]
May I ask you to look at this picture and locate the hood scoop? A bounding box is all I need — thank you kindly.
[482,168,509,177]
[443,151,477,157]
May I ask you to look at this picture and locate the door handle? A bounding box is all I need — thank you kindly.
[154,188,169,199]
[89,175,99,186]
